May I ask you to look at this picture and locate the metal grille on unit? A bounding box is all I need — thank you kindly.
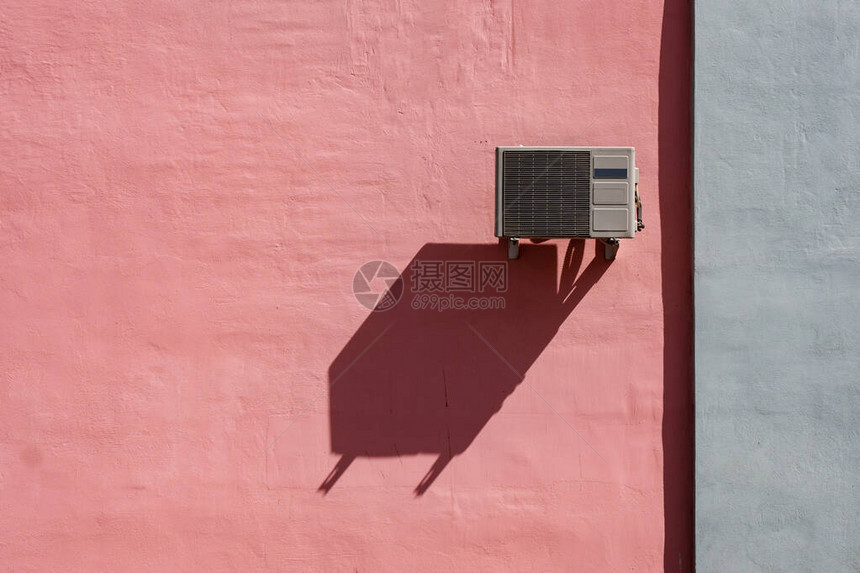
[501,150,591,237]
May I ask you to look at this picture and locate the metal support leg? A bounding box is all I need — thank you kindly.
[507,237,520,260]
[600,238,619,260]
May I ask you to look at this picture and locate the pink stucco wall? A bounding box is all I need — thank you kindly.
[0,1,691,570]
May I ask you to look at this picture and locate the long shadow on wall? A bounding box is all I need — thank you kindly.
[322,240,610,495]
[659,0,694,570]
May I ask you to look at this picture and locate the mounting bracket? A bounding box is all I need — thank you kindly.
[507,237,520,260]
[600,238,619,260]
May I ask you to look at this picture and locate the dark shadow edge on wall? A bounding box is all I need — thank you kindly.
[660,0,695,570]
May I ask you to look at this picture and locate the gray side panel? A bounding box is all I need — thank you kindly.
[695,1,860,571]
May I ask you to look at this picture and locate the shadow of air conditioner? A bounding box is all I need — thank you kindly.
[322,239,611,495]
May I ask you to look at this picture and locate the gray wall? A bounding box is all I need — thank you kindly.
[694,1,860,570]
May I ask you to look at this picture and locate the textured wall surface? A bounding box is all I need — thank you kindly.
[1,1,691,570]
[695,0,860,570]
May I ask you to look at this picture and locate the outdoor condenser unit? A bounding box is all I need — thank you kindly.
[495,146,643,259]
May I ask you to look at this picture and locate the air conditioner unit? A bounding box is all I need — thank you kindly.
[495,146,643,259]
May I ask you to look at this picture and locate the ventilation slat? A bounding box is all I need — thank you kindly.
[501,150,590,237]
